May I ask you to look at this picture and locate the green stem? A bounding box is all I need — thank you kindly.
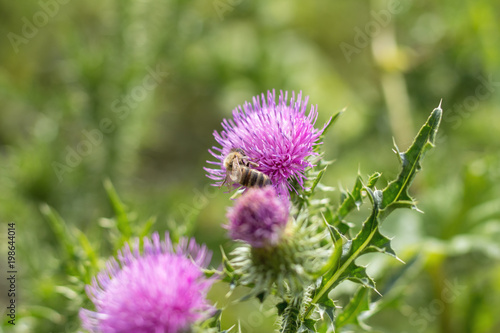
[304,225,379,319]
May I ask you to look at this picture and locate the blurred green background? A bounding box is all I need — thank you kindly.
[1,0,500,332]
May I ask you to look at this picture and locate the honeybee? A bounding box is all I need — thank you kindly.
[221,148,272,188]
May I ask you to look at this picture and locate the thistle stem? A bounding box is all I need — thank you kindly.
[280,295,303,333]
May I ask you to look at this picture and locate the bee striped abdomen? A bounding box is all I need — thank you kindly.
[256,173,271,187]
[249,169,259,186]
[240,167,251,186]
[261,175,272,186]
[239,167,271,188]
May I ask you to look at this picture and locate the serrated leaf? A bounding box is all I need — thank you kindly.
[332,172,380,232]
[304,105,442,325]
[335,287,370,329]
[381,104,442,217]
[345,264,378,292]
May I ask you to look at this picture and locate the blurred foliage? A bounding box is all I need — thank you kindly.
[0,0,499,332]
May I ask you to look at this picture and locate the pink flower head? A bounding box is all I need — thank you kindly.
[226,186,289,248]
[205,90,329,196]
[80,232,215,333]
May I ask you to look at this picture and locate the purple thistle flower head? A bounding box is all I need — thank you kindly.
[80,232,215,333]
[205,90,330,196]
[226,186,289,248]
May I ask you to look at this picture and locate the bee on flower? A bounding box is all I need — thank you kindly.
[205,90,330,197]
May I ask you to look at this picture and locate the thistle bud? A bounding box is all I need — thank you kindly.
[227,187,330,297]
[226,186,289,248]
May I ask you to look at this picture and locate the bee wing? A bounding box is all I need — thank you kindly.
[230,159,241,182]
[230,169,240,182]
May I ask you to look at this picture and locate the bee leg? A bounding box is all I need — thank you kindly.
[248,161,259,168]
[237,156,249,166]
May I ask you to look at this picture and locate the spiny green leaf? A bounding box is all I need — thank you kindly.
[345,264,378,292]
[220,246,234,273]
[323,206,350,235]
[381,104,442,217]
[308,188,381,314]
[361,228,402,262]
[198,309,222,330]
[338,175,364,213]
[348,188,382,257]
[367,172,382,188]
[295,158,333,212]
[335,287,370,329]
[103,178,132,239]
[306,105,442,325]
[332,172,381,231]
[309,166,328,194]
[315,295,336,325]
[300,318,317,332]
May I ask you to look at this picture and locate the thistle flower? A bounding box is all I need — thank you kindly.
[80,232,215,333]
[205,90,329,196]
[226,186,289,248]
